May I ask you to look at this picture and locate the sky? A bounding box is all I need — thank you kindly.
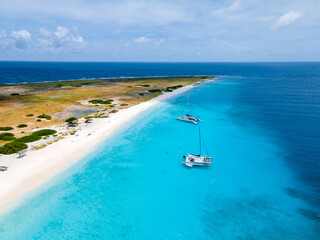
[0,0,319,62]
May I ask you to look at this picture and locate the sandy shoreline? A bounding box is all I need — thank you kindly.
[0,80,211,213]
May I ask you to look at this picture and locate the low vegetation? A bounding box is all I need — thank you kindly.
[37,114,52,120]
[148,89,162,93]
[26,114,34,117]
[65,117,78,123]
[89,99,114,104]
[0,133,16,141]
[0,142,28,155]
[15,134,42,143]
[165,85,183,92]
[120,104,128,106]
[17,124,28,128]
[32,129,57,136]
[54,83,64,88]
[0,129,57,153]
[0,127,14,131]
[10,93,20,96]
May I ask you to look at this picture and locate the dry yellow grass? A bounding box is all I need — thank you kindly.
[0,76,212,142]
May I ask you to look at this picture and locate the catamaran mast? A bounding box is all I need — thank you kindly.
[199,126,202,155]
[186,92,190,113]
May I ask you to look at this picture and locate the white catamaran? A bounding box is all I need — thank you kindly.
[182,126,212,167]
[177,92,201,124]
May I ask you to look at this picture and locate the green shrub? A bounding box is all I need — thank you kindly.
[65,117,78,123]
[26,114,34,117]
[111,109,118,113]
[120,104,128,106]
[10,93,19,96]
[139,93,144,96]
[136,84,150,87]
[37,119,41,122]
[32,129,57,136]
[89,99,113,104]
[0,127,13,131]
[89,99,102,104]
[165,85,183,92]
[15,135,41,143]
[17,124,28,128]
[0,142,28,155]
[37,114,51,120]
[0,133,16,141]
[148,89,162,93]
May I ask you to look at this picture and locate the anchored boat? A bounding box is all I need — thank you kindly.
[177,92,201,125]
[182,126,212,167]
[176,115,200,125]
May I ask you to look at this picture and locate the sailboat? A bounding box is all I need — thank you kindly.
[182,126,212,167]
[176,92,201,124]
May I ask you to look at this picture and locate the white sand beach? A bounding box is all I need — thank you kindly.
[0,81,209,212]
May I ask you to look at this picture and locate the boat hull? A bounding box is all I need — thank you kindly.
[176,116,198,125]
[182,154,212,167]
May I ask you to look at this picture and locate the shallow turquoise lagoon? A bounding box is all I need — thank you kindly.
[0,77,319,239]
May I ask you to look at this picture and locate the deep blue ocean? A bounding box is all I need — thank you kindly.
[0,62,319,239]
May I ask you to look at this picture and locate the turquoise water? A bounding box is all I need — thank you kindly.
[0,76,319,239]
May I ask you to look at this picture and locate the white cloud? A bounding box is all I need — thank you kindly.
[39,27,51,37]
[132,37,167,46]
[155,38,165,45]
[271,11,303,30]
[37,26,85,50]
[10,29,31,49]
[10,29,31,40]
[133,37,151,44]
[211,0,245,20]
[55,26,69,38]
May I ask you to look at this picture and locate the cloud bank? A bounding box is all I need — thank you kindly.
[0,0,320,61]
[37,26,85,50]
[0,26,84,53]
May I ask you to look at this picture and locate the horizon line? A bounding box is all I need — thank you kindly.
[0,60,320,64]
